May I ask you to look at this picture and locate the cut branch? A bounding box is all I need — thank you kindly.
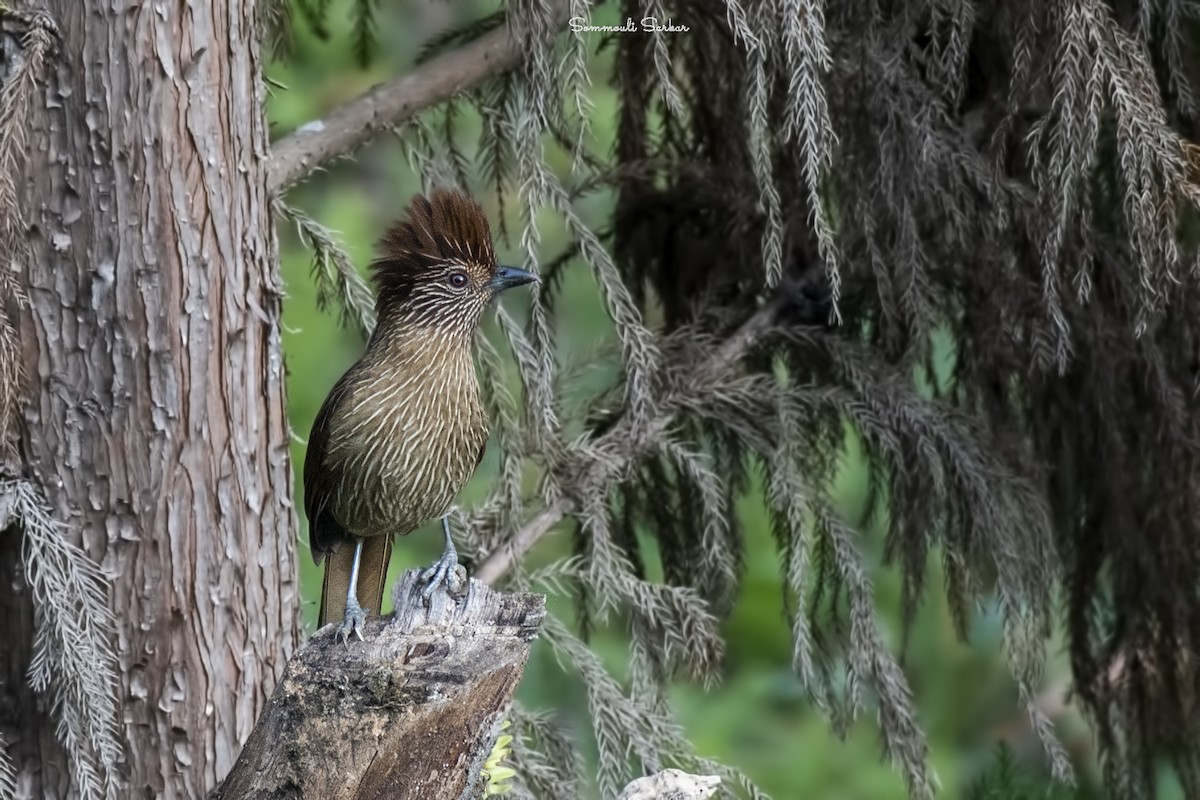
[212,570,546,800]
[268,2,571,193]
[473,296,785,585]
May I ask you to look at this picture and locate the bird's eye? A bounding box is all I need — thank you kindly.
[448,271,468,289]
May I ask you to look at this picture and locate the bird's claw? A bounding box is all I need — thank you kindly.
[419,551,467,602]
[337,598,367,646]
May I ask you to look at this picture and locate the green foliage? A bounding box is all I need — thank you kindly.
[347,0,378,68]
[966,746,1091,800]
[264,0,1200,798]
[483,719,518,795]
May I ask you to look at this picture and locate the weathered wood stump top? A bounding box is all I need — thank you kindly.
[212,570,546,800]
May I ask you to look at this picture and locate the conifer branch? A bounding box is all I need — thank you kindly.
[267,0,572,193]
[473,297,785,585]
[273,0,1200,791]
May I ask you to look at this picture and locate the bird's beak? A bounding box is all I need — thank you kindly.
[486,265,539,294]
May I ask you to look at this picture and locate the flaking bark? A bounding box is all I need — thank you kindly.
[0,1,299,797]
[213,570,546,800]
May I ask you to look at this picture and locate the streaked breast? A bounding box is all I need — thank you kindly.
[325,342,488,538]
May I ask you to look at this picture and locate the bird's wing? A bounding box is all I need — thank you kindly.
[303,370,357,565]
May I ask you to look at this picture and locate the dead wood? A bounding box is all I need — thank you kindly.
[212,569,546,800]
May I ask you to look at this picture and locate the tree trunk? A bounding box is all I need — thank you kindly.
[0,2,300,798]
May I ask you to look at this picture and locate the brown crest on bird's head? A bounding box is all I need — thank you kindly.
[370,189,497,303]
[368,189,538,336]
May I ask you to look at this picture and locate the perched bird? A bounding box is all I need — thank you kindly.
[303,189,538,642]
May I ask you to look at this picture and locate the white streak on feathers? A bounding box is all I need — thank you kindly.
[324,325,489,539]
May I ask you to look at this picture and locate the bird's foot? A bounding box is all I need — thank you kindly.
[419,549,467,603]
[337,597,367,646]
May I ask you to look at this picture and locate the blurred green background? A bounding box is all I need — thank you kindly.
[263,2,1127,797]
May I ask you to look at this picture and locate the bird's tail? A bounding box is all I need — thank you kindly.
[318,536,394,627]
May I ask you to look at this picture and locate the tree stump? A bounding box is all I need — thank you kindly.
[212,570,546,800]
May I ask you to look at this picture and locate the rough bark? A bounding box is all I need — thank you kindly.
[0,1,299,798]
[213,570,546,800]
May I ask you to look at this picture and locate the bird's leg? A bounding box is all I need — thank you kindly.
[338,540,368,645]
[419,515,466,601]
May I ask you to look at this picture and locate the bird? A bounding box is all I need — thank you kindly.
[303,189,538,643]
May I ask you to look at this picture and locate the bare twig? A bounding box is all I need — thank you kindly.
[475,499,571,584]
[268,1,572,193]
[473,297,785,585]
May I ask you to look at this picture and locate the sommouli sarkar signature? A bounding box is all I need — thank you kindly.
[569,16,690,33]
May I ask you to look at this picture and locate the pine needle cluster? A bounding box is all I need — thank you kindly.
[268,1,1200,797]
[967,745,1094,800]
[0,5,56,465]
